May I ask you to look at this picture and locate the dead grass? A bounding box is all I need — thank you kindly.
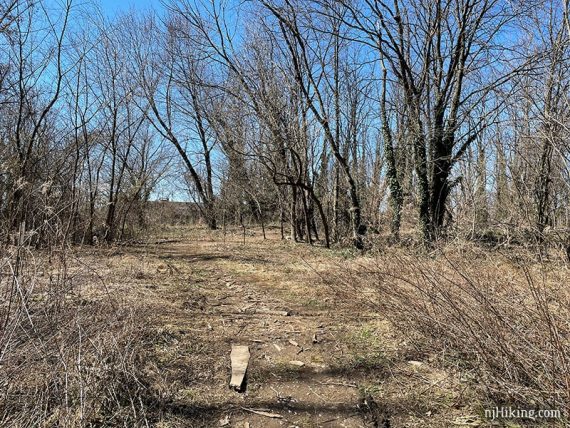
[326,242,570,426]
[3,226,568,427]
[0,245,153,427]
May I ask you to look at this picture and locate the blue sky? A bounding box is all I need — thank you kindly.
[98,0,160,16]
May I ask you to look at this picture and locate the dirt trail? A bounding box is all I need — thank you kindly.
[80,227,524,427]
[126,228,390,427]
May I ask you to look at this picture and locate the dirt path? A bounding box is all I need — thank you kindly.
[93,227,472,427]
[117,228,390,427]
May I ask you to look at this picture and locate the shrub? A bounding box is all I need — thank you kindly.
[0,241,151,427]
[329,247,570,418]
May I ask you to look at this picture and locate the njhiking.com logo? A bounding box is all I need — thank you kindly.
[485,406,561,421]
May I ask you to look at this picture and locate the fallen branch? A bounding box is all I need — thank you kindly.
[241,408,283,419]
[317,381,358,388]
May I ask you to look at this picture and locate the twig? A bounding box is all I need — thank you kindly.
[240,407,283,419]
[316,381,358,388]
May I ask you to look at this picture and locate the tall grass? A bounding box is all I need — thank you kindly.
[0,225,150,427]
[330,246,570,419]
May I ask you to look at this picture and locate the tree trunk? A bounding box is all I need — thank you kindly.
[381,67,403,241]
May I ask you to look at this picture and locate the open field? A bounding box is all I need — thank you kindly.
[3,225,567,427]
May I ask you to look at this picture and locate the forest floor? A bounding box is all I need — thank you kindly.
[76,226,529,427]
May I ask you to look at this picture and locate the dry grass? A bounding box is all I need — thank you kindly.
[3,226,568,427]
[0,243,153,427]
[326,242,570,425]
